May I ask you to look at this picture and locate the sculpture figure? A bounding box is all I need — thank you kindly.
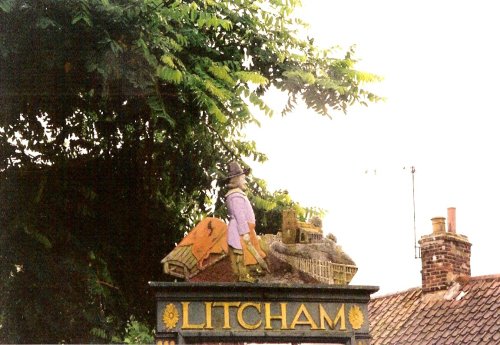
[224,161,268,282]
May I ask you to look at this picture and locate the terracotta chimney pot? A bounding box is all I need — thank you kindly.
[431,217,446,234]
[447,207,456,233]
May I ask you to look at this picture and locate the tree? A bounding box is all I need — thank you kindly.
[0,0,380,342]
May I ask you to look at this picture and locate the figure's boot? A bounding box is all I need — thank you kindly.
[249,264,265,276]
[236,253,255,283]
[228,247,240,281]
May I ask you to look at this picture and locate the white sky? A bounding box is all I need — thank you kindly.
[245,0,500,295]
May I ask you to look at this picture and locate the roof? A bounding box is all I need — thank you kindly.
[369,275,500,345]
[297,221,322,233]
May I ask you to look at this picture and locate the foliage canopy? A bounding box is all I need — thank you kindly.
[0,0,379,342]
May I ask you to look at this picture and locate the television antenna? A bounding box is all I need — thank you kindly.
[408,166,420,259]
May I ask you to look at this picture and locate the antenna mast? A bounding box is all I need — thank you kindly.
[411,166,420,258]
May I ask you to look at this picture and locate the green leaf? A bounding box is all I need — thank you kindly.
[204,79,232,101]
[208,103,227,123]
[158,66,183,84]
[234,71,269,85]
[36,17,58,29]
[283,70,316,84]
[122,318,154,344]
[161,55,175,68]
[355,70,383,83]
[90,327,107,340]
[253,195,277,211]
[25,227,52,250]
[71,13,93,27]
[0,0,15,12]
[147,96,176,127]
[208,65,235,86]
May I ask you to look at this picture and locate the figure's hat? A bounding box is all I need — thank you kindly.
[225,161,250,181]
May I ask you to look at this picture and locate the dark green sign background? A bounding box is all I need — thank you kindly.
[150,282,378,345]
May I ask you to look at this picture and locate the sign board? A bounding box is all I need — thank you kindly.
[150,282,378,345]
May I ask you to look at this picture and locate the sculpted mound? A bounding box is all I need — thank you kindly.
[270,239,355,266]
[162,211,357,285]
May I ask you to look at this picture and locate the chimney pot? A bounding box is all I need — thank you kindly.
[447,207,456,233]
[431,217,446,234]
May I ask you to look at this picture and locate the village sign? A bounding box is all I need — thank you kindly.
[150,282,378,344]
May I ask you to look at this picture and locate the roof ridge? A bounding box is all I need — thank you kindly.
[467,273,500,281]
[372,274,500,300]
[371,286,421,300]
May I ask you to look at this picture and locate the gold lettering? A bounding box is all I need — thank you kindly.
[237,302,262,330]
[264,302,288,330]
[205,302,213,329]
[318,304,346,330]
[213,302,241,329]
[181,302,205,329]
[290,304,319,330]
[318,304,333,330]
[334,304,346,330]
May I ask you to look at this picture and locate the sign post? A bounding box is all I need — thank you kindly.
[150,282,378,345]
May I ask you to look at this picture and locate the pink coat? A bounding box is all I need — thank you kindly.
[225,190,255,250]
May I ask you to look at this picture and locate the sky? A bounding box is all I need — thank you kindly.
[245,0,500,295]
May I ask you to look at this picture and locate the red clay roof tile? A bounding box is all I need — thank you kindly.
[485,331,496,341]
[369,274,500,344]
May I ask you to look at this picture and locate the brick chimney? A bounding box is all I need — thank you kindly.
[419,207,471,293]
